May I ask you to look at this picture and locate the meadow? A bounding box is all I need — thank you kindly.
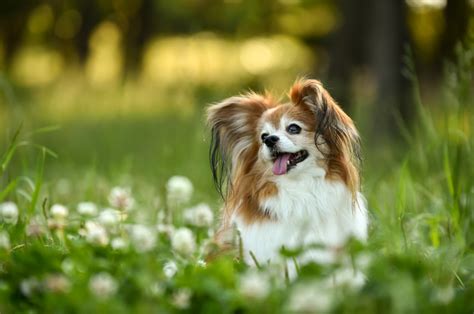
[0,46,473,313]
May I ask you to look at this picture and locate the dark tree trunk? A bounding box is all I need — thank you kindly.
[368,0,411,138]
[440,0,470,62]
[327,0,372,112]
[122,0,154,79]
[74,1,101,64]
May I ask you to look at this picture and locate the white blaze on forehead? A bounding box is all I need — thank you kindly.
[261,122,276,135]
[260,113,307,134]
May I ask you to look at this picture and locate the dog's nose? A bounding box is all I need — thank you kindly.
[264,135,279,148]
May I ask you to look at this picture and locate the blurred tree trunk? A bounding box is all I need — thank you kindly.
[328,0,411,138]
[439,0,470,63]
[327,0,371,112]
[74,1,101,64]
[122,0,154,79]
[368,0,411,138]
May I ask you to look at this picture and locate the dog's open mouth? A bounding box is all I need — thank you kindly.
[271,150,308,175]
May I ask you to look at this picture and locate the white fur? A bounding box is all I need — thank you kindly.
[233,169,368,270]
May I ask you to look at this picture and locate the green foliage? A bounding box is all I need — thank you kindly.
[0,46,473,313]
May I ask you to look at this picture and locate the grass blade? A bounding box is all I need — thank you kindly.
[0,124,22,178]
[29,148,46,215]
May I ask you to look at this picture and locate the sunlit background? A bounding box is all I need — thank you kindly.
[0,0,473,197]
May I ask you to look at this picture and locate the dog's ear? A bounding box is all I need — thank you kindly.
[290,79,361,195]
[207,94,273,197]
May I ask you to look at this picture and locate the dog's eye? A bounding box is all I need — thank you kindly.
[287,124,301,134]
[261,133,269,141]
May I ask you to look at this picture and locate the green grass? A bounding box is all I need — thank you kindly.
[0,46,473,313]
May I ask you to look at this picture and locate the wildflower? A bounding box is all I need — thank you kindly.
[77,202,98,217]
[166,176,193,205]
[89,272,118,299]
[129,224,156,253]
[47,218,66,230]
[183,203,214,227]
[163,261,178,278]
[171,227,196,255]
[434,285,455,304]
[0,231,10,250]
[98,208,121,228]
[26,216,46,237]
[239,270,270,300]
[172,288,192,309]
[61,259,75,274]
[0,201,19,224]
[287,281,333,313]
[111,237,128,251]
[50,204,69,220]
[44,274,71,294]
[20,277,41,297]
[100,208,120,224]
[84,221,109,246]
[108,187,135,211]
[196,259,207,268]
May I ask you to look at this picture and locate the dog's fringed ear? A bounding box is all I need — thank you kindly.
[207,94,273,198]
[290,79,361,196]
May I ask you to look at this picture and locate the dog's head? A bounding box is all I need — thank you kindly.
[207,79,361,217]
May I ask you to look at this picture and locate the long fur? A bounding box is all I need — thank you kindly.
[206,79,368,271]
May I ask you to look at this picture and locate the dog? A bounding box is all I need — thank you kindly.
[207,79,368,274]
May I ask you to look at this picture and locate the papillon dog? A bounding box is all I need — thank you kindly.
[207,79,368,273]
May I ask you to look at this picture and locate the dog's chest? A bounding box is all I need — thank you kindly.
[233,176,367,265]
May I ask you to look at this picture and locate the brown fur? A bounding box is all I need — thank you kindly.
[290,79,361,197]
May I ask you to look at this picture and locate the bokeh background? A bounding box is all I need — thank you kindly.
[0,0,473,201]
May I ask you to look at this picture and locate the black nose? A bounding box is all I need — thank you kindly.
[264,135,279,148]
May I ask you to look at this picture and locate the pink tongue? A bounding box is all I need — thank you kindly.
[272,153,291,175]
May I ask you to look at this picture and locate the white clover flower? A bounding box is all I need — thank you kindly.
[239,270,270,300]
[20,277,41,297]
[0,231,10,250]
[111,237,128,251]
[129,224,156,253]
[108,187,135,211]
[196,259,207,268]
[287,281,333,313]
[89,272,118,299]
[434,285,455,304]
[77,202,98,216]
[50,204,69,220]
[26,216,46,237]
[84,221,109,246]
[98,208,121,228]
[166,176,193,205]
[163,261,178,278]
[171,227,196,255]
[44,274,71,294]
[172,288,192,309]
[61,258,75,274]
[0,202,19,225]
[183,203,214,227]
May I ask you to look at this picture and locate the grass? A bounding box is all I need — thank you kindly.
[0,45,473,313]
